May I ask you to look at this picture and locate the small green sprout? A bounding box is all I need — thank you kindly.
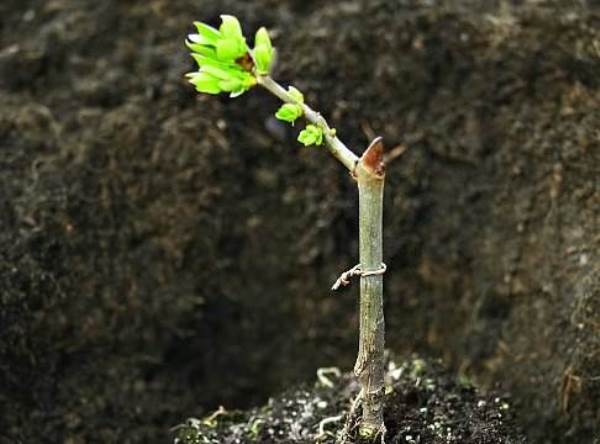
[287,86,304,103]
[298,124,324,147]
[185,16,277,98]
[216,15,248,59]
[274,85,305,124]
[185,15,257,97]
[275,103,303,123]
[253,27,275,75]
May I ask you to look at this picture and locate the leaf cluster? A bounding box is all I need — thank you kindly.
[185,16,274,97]
[186,16,324,148]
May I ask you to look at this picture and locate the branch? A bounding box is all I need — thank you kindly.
[256,75,359,172]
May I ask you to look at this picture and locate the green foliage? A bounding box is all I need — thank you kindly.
[217,15,248,60]
[298,124,324,147]
[186,16,277,97]
[275,103,303,123]
[274,86,304,124]
[186,15,255,97]
[186,16,328,151]
[186,67,255,97]
[253,27,275,75]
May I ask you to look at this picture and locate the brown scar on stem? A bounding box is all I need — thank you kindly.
[359,136,386,178]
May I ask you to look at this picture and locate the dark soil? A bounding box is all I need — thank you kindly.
[174,357,525,444]
[0,1,598,443]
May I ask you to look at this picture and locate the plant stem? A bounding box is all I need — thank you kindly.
[256,76,358,172]
[257,75,386,438]
[354,139,386,438]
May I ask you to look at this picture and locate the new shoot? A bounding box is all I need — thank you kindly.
[185,16,387,440]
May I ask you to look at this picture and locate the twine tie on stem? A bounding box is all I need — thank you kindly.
[331,263,387,291]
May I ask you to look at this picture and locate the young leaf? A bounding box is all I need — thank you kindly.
[298,124,324,146]
[216,38,242,60]
[228,74,256,98]
[275,103,303,123]
[312,126,324,145]
[187,34,210,46]
[219,15,243,39]
[191,53,237,71]
[210,16,247,60]
[298,127,316,146]
[186,72,221,94]
[186,41,217,58]
[253,44,273,75]
[254,27,272,51]
[200,65,231,80]
[201,65,243,81]
[253,27,274,74]
[218,78,244,93]
[287,86,304,103]
[193,22,221,44]
[229,88,246,98]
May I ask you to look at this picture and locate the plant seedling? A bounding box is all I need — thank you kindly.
[185,16,388,440]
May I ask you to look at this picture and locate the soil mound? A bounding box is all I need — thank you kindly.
[174,358,525,444]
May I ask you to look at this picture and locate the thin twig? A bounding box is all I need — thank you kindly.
[256,75,359,172]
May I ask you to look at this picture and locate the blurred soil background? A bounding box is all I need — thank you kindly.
[0,0,598,442]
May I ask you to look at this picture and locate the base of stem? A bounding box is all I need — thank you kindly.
[358,422,386,443]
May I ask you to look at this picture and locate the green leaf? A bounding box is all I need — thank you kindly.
[224,74,256,98]
[186,72,221,94]
[298,124,324,146]
[229,88,247,98]
[254,27,272,51]
[218,78,244,93]
[216,38,239,60]
[275,103,303,123]
[205,16,248,61]
[187,33,215,46]
[216,37,248,61]
[219,15,243,39]
[186,41,217,58]
[193,22,221,44]
[201,64,241,81]
[253,44,272,74]
[243,74,257,88]
[298,128,315,146]
[191,53,236,71]
[315,129,324,145]
[287,86,304,103]
[252,27,274,74]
